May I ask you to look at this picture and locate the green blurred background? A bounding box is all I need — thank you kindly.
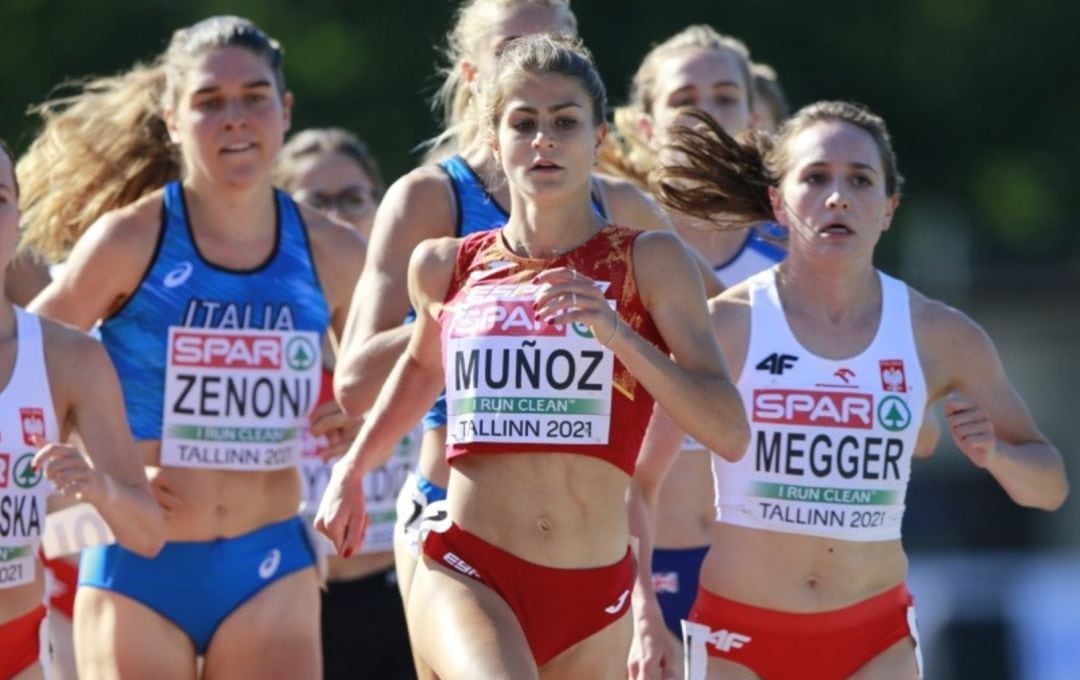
[2,1,1077,677]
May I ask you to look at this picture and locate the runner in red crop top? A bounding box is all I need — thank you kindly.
[316,36,749,680]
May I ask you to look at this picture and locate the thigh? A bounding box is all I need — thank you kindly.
[395,528,439,680]
[74,586,197,680]
[539,608,632,680]
[12,662,44,680]
[705,657,760,680]
[408,556,537,680]
[47,611,77,680]
[850,637,919,679]
[202,567,321,680]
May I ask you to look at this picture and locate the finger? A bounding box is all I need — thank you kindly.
[943,395,976,415]
[531,267,584,285]
[318,440,349,463]
[31,444,73,468]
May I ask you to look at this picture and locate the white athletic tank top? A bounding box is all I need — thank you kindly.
[0,308,60,588]
[714,268,926,541]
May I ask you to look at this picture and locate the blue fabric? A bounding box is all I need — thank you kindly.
[415,471,447,504]
[422,156,607,431]
[79,516,315,653]
[100,181,331,441]
[651,545,709,637]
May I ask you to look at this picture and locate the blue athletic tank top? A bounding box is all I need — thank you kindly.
[101,181,331,444]
[422,156,609,430]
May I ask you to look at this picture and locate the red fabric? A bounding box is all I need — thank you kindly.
[440,226,667,475]
[42,554,79,618]
[0,604,46,679]
[422,521,634,665]
[688,583,915,679]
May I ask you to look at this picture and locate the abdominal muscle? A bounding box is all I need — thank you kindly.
[140,440,301,541]
[700,522,908,612]
[449,452,630,569]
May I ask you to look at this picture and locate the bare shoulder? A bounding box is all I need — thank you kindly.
[709,282,752,332]
[594,172,670,232]
[299,204,367,263]
[79,189,165,259]
[373,165,457,239]
[408,235,461,306]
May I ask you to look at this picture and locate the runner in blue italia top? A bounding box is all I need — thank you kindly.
[22,16,364,678]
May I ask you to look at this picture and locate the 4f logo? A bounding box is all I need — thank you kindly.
[707,628,752,652]
[756,353,798,375]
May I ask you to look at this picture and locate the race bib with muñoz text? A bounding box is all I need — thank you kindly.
[445,282,615,447]
[161,328,321,471]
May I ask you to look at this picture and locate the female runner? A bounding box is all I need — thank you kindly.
[22,16,364,678]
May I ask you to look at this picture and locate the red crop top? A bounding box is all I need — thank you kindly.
[438,225,667,475]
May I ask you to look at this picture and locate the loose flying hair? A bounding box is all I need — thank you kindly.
[652,101,903,229]
[423,0,578,162]
[17,16,285,262]
[751,62,790,128]
[478,33,606,143]
[275,128,385,200]
[601,25,753,188]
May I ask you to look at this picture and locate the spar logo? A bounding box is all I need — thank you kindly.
[20,408,45,446]
[171,332,282,370]
[878,396,912,432]
[450,299,565,339]
[752,389,873,429]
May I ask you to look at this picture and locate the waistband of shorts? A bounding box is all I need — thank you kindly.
[695,582,912,634]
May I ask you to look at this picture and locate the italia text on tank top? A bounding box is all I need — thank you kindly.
[423,155,609,430]
[100,181,330,472]
[0,308,60,589]
[714,268,926,541]
[682,227,785,452]
[438,226,666,476]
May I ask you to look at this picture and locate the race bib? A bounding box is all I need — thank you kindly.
[161,327,321,471]
[299,427,421,555]
[1,451,46,590]
[0,544,35,589]
[41,502,116,558]
[445,282,615,446]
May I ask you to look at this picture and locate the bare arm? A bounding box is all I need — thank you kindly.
[919,298,1068,510]
[28,195,161,329]
[316,236,458,555]
[36,325,165,557]
[334,169,456,417]
[534,231,748,459]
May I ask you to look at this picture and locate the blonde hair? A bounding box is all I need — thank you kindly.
[17,16,285,262]
[600,25,753,188]
[652,101,904,228]
[423,0,578,162]
[275,128,385,199]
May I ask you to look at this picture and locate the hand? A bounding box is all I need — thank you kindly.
[628,605,682,680]
[313,456,369,558]
[532,268,619,346]
[32,440,110,505]
[944,393,997,468]
[148,470,183,519]
[308,400,362,463]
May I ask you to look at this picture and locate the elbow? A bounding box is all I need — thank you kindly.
[126,515,167,558]
[1040,479,1069,512]
[333,371,368,420]
[713,391,750,463]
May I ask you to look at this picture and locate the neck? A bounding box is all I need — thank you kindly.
[502,186,602,260]
[670,212,750,267]
[776,253,879,323]
[181,176,277,242]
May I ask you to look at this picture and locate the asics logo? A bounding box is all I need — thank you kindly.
[163,261,194,288]
[604,589,630,614]
[258,548,282,579]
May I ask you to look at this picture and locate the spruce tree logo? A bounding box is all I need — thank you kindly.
[877,396,912,432]
[13,453,41,489]
[286,337,317,371]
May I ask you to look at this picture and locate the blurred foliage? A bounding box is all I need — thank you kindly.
[1,0,1077,267]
